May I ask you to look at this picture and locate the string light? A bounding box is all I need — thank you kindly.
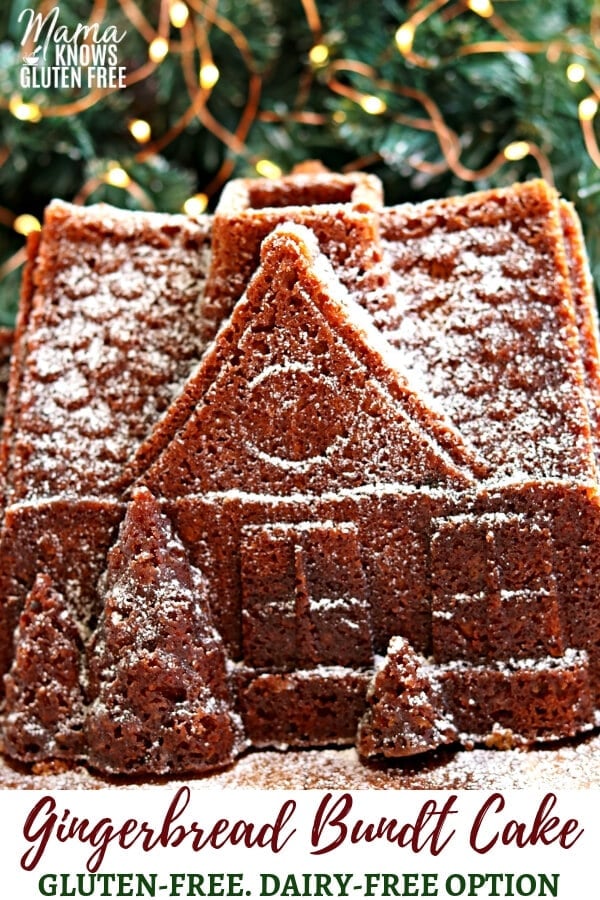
[503,140,530,161]
[579,96,598,121]
[129,119,152,143]
[467,0,494,18]
[199,63,220,89]
[360,95,387,115]
[332,110,346,123]
[148,37,169,63]
[567,62,586,83]
[169,1,189,29]
[309,43,330,65]
[13,214,41,236]
[395,23,415,55]
[546,42,562,64]
[255,159,283,179]
[104,164,131,188]
[183,193,209,215]
[8,96,42,123]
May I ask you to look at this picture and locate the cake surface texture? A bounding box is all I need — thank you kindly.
[1,171,600,777]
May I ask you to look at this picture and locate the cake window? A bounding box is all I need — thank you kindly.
[240,520,372,670]
[430,512,563,663]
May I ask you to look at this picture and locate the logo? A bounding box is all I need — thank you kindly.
[18,6,127,90]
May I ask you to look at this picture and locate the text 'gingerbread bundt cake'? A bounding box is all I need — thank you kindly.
[0,170,599,775]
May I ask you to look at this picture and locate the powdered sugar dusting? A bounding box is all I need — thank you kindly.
[6,203,212,502]
[381,215,596,483]
[2,737,599,789]
[2,178,600,783]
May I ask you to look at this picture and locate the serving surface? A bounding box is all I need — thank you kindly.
[1,733,599,790]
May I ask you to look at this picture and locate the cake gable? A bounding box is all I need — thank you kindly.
[133,224,485,498]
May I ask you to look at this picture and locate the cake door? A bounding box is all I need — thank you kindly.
[236,520,373,746]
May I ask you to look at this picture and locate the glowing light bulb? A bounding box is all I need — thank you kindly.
[105,165,131,188]
[255,159,283,179]
[149,37,169,63]
[13,213,41,236]
[395,23,415,55]
[199,63,220,89]
[332,110,346,124]
[183,194,209,215]
[567,63,586,83]
[9,96,42,122]
[129,119,151,144]
[503,140,530,161]
[169,1,189,28]
[309,43,329,65]
[579,96,598,121]
[467,0,494,17]
[360,95,387,115]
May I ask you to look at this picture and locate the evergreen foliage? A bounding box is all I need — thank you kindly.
[0,0,598,322]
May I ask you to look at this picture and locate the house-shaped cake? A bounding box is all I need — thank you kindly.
[0,171,599,774]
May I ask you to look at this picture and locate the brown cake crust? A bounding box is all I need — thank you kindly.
[204,172,396,338]
[1,202,212,504]
[130,224,483,495]
[0,498,124,682]
[1,174,599,781]
[560,199,600,460]
[3,574,86,761]
[380,180,596,483]
[357,636,458,758]
[86,488,245,775]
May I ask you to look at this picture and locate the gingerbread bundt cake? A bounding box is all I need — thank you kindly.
[1,171,599,776]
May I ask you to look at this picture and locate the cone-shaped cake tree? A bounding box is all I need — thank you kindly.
[3,573,86,761]
[86,487,245,774]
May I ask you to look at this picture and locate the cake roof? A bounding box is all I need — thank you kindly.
[380,179,597,484]
[1,200,212,504]
[131,223,485,498]
[560,199,600,466]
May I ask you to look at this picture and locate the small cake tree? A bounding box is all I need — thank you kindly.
[3,572,86,761]
[358,636,457,758]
